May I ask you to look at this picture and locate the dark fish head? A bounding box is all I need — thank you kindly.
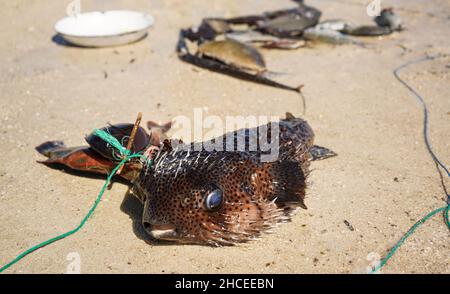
[135,148,307,246]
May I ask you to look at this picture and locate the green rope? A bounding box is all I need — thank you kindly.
[445,205,450,229]
[0,129,144,273]
[370,205,449,273]
[92,128,130,157]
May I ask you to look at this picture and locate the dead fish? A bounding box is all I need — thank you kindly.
[342,25,392,36]
[314,19,353,32]
[374,8,403,31]
[303,27,366,46]
[226,30,284,44]
[198,39,266,73]
[225,30,306,49]
[37,113,337,245]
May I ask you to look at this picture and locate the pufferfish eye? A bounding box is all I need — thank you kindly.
[204,188,223,211]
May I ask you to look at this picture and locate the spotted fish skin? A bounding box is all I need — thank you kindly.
[133,114,318,245]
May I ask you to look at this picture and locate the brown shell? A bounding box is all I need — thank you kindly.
[198,39,266,72]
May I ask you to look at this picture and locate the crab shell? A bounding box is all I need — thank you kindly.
[36,122,170,181]
[197,39,266,73]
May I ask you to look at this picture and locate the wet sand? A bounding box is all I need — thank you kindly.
[0,0,449,273]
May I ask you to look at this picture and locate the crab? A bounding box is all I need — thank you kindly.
[175,0,322,94]
[177,1,403,95]
[36,121,170,181]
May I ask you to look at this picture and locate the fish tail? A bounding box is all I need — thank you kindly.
[35,141,66,158]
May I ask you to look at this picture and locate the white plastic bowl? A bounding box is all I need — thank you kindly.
[54,10,154,47]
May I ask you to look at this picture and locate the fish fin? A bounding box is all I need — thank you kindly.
[147,121,173,145]
[309,145,337,161]
[267,160,307,209]
[261,70,290,78]
[35,141,66,158]
[147,121,172,133]
[285,112,296,120]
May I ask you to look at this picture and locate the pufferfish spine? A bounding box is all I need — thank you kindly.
[133,113,316,245]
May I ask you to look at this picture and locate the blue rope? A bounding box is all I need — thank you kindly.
[393,55,450,180]
[371,54,450,273]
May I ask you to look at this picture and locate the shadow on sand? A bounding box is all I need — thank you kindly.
[120,188,176,246]
[39,162,182,246]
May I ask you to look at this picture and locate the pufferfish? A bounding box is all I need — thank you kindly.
[36,113,336,246]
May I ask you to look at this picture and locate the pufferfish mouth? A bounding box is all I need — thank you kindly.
[143,222,178,241]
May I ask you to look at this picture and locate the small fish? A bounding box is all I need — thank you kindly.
[226,30,284,44]
[314,19,352,32]
[226,30,306,50]
[303,27,365,46]
[342,25,392,36]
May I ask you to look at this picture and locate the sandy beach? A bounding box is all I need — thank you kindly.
[0,0,449,273]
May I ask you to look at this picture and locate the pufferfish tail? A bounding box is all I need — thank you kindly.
[267,160,308,210]
[205,157,309,245]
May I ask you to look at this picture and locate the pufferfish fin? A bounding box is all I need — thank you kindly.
[266,160,308,209]
[285,112,296,120]
[309,145,337,161]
